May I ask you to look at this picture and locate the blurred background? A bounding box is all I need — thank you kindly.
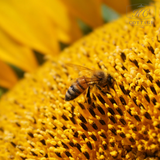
[0,0,153,97]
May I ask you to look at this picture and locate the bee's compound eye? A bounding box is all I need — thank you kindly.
[107,74,114,85]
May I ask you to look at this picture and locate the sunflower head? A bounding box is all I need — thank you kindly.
[1,1,160,160]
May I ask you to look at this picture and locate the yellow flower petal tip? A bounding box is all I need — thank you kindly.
[0,60,18,88]
[1,2,160,160]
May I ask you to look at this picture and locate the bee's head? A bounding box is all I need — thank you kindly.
[93,70,105,80]
[93,71,115,89]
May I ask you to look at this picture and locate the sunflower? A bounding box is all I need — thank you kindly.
[0,0,132,91]
[1,0,159,160]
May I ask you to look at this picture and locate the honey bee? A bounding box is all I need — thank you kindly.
[65,64,115,101]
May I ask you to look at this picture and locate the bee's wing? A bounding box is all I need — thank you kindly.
[64,63,94,75]
[66,64,101,82]
[83,77,101,83]
[66,63,94,71]
[63,63,100,84]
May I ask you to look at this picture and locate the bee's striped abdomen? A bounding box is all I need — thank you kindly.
[65,77,89,101]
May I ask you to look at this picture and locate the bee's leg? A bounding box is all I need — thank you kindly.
[111,83,116,90]
[95,84,109,95]
[86,86,92,104]
[85,83,96,104]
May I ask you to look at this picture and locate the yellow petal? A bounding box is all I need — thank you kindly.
[0,60,17,88]
[67,14,83,42]
[56,17,82,43]
[62,0,103,28]
[103,0,131,14]
[42,0,82,43]
[0,29,38,72]
[0,0,59,56]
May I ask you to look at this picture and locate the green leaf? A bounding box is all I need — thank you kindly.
[130,0,153,10]
[102,4,120,23]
